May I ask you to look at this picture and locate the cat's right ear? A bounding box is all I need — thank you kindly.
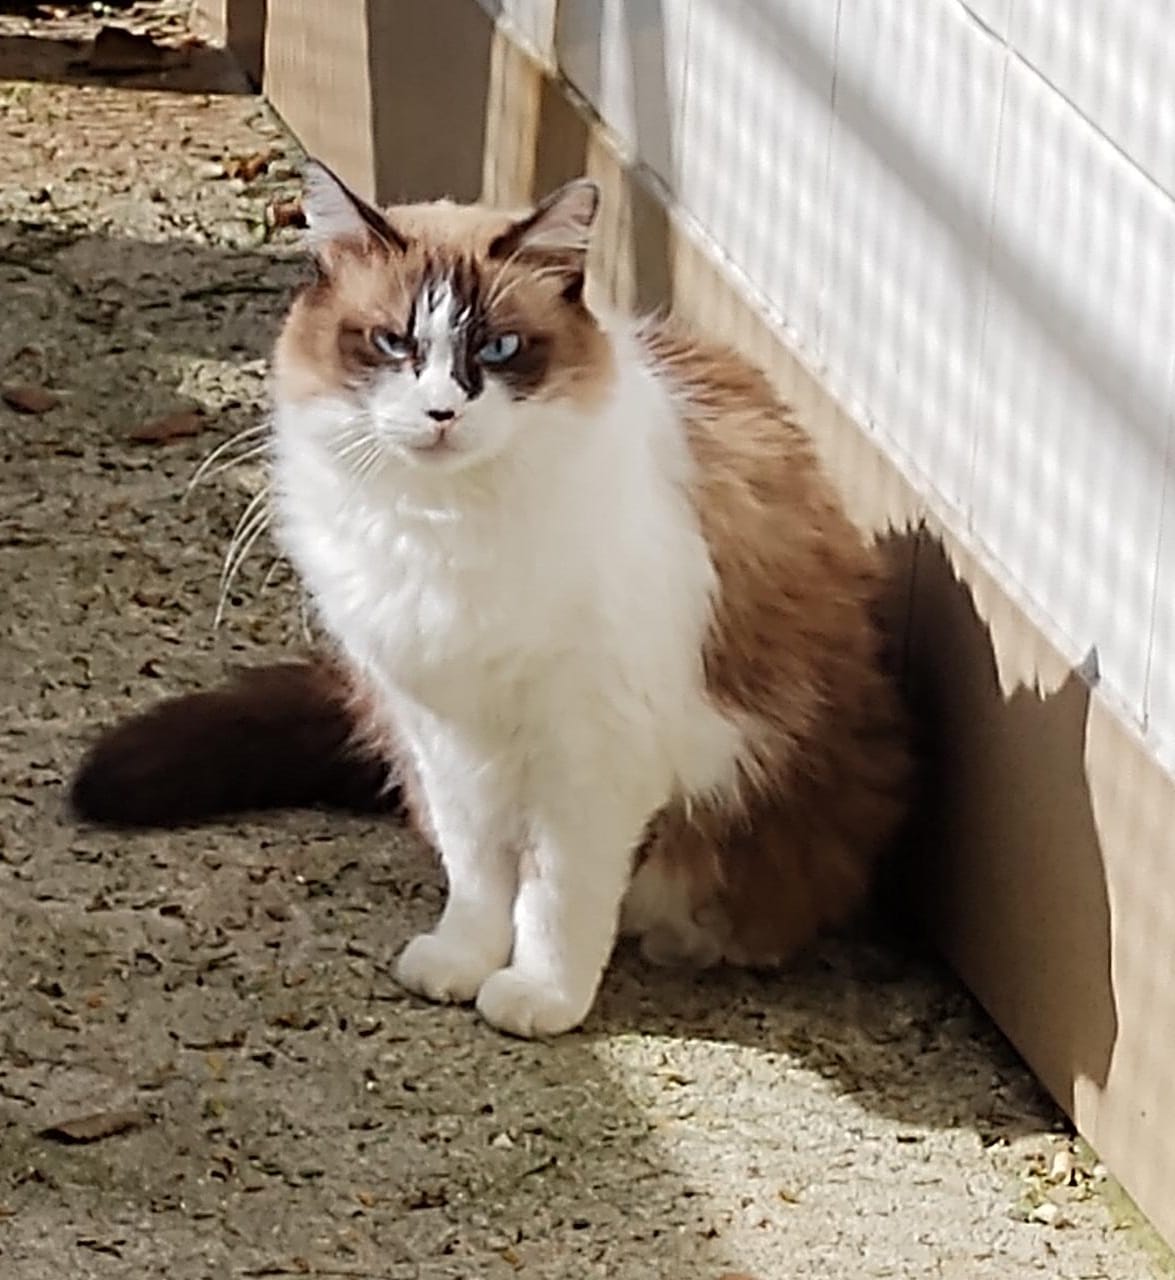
[301,159,408,265]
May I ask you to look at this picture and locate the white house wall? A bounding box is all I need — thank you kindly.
[554,0,1175,773]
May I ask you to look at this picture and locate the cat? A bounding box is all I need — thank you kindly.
[72,160,912,1038]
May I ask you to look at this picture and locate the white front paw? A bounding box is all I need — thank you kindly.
[395,932,498,1004]
[475,967,589,1038]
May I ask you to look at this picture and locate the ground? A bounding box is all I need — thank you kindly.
[0,4,1171,1279]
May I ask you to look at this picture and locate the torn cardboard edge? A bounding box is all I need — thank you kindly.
[194,0,1175,1256]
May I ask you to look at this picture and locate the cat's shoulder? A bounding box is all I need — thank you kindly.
[633,315,778,411]
[630,315,818,479]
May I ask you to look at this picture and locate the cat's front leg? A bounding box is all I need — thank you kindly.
[475,752,661,1038]
[393,717,520,1005]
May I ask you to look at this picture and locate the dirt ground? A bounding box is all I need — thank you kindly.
[0,4,1172,1279]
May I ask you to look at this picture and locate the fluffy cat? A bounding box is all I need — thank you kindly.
[72,161,911,1038]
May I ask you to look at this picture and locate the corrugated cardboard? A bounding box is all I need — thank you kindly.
[197,0,1175,1252]
[199,0,493,204]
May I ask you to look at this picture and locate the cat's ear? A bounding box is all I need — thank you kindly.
[301,159,408,261]
[489,179,599,298]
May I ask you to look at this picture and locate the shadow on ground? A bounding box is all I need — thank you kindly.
[0,204,1070,1279]
[0,3,252,95]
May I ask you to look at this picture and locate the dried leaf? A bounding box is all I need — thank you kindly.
[266,198,305,230]
[403,1185,448,1210]
[2,385,60,414]
[181,1029,246,1051]
[1028,1200,1069,1228]
[76,1237,125,1258]
[41,1108,147,1144]
[1048,1150,1076,1185]
[226,150,276,183]
[138,1062,179,1091]
[129,410,204,443]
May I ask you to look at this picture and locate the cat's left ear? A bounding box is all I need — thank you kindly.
[489,179,600,298]
[301,159,409,264]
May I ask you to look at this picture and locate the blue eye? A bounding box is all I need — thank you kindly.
[477,332,521,365]
[372,329,411,359]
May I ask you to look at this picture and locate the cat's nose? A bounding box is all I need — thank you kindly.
[426,408,456,423]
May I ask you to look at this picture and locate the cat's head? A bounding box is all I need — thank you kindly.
[273,160,612,475]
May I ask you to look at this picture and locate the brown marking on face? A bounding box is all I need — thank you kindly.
[636,319,913,965]
[274,185,612,413]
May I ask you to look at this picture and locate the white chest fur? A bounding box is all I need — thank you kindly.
[272,327,746,802]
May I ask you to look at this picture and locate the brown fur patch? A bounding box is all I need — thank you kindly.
[274,198,612,411]
[637,319,913,965]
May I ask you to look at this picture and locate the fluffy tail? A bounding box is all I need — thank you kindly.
[70,661,398,828]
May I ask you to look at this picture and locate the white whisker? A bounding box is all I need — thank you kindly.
[195,443,271,487]
[216,504,272,627]
[355,442,387,485]
[220,485,271,584]
[333,432,380,465]
[359,437,394,488]
[260,556,288,592]
[221,504,271,591]
[187,422,271,497]
[216,495,271,631]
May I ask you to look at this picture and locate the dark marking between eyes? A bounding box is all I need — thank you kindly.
[443,256,555,398]
[451,334,485,400]
[411,257,490,400]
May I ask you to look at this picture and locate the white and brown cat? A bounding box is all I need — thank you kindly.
[72,162,912,1038]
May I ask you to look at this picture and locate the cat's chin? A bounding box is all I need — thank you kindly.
[394,438,503,476]
[400,447,478,474]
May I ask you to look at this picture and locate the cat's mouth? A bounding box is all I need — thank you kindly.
[411,435,456,457]
[403,430,471,467]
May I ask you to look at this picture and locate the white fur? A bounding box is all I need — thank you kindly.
[411,280,467,425]
[272,316,744,1036]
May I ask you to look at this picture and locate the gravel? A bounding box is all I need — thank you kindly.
[1,5,1172,1277]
